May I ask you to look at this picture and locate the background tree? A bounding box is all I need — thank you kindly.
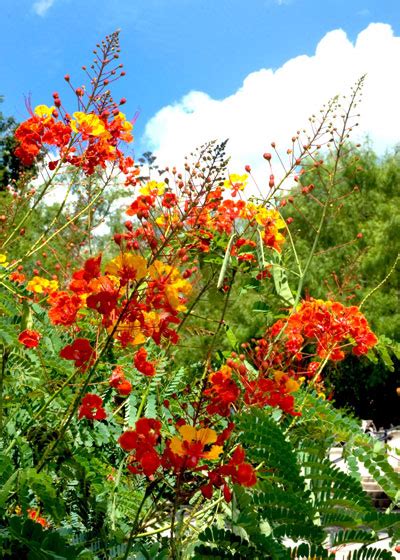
[280,145,400,426]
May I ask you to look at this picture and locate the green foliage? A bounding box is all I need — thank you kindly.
[195,407,400,559]
[0,516,91,559]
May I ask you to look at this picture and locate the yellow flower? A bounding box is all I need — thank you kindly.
[170,425,223,460]
[223,173,248,191]
[34,105,55,123]
[140,181,166,197]
[0,254,9,268]
[105,253,147,284]
[155,211,180,229]
[70,112,109,137]
[26,276,58,294]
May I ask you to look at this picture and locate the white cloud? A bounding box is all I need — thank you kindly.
[32,0,55,16]
[143,23,400,177]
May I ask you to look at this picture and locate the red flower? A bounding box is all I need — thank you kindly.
[109,366,132,396]
[48,291,82,325]
[116,379,132,396]
[118,430,138,452]
[70,254,102,289]
[134,347,156,377]
[128,449,160,477]
[86,290,119,316]
[15,113,71,168]
[78,393,106,421]
[119,418,162,477]
[204,446,257,503]
[204,366,241,417]
[18,329,41,348]
[109,366,125,388]
[60,338,96,370]
[9,271,26,284]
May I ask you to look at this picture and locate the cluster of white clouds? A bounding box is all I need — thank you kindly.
[143,23,400,177]
[32,0,55,16]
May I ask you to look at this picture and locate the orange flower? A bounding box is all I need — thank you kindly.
[109,319,147,347]
[169,425,223,466]
[27,508,48,528]
[273,371,300,393]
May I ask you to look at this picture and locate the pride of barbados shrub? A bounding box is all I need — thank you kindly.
[0,32,398,560]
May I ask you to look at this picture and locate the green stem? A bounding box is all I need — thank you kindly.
[0,348,9,439]
[136,380,152,421]
[122,481,158,560]
[293,80,363,308]
[359,253,399,309]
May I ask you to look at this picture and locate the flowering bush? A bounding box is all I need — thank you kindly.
[0,32,398,559]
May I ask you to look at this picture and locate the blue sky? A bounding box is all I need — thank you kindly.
[1,0,400,161]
